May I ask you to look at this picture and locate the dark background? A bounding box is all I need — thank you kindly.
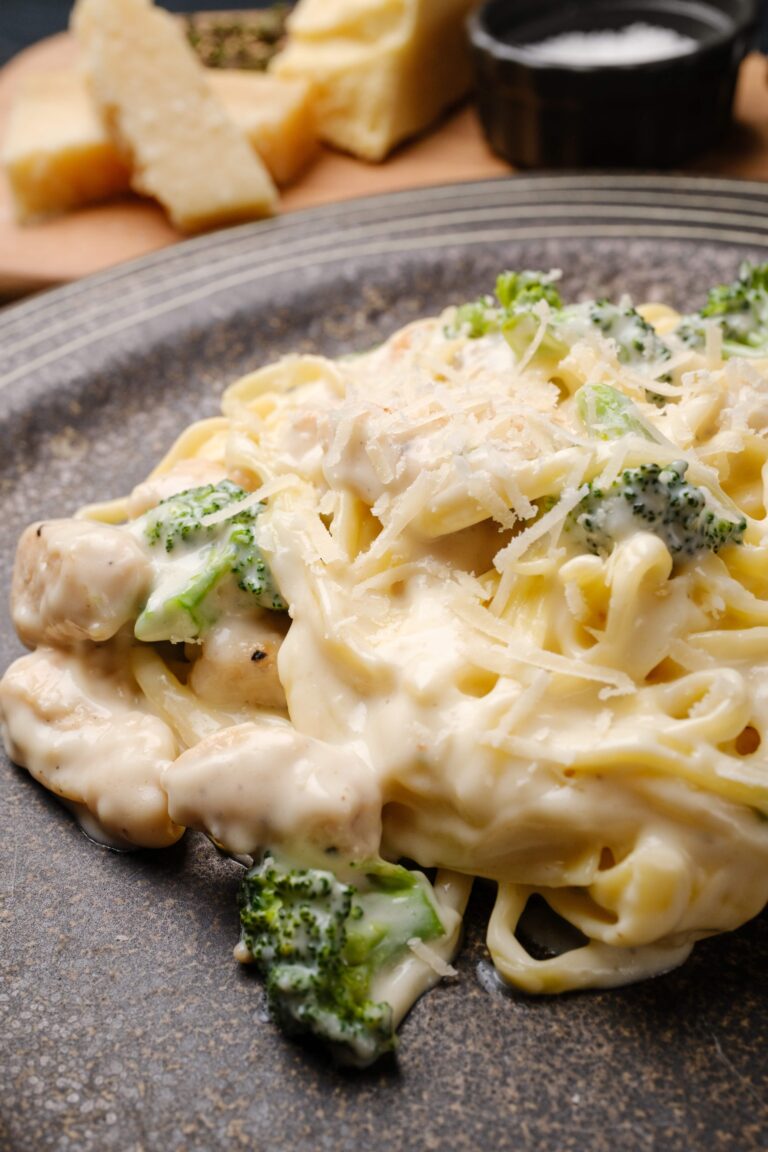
[1,0,767,66]
[0,1,277,65]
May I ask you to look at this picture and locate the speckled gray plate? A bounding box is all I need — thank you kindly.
[1,175,768,1152]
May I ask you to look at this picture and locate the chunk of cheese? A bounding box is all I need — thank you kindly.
[207,72,317,187]
[2,71,131,222]
[70,0,277,232]
[271,0,478,162]
[3,69,316,224]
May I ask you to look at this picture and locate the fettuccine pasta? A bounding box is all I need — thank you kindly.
[3,269,768,1013]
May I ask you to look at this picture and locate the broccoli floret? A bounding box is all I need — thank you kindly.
[587,300,672,369]
[450,296,500,339]
[495,270,564,312]
[143,479,246,551]
[505,299,672,377]
[448,274,672,393]
[239,855,446,1067]
[567,461,746,561]
[447,270,562,338]
[677,262,768,358]
[134,480,286,643]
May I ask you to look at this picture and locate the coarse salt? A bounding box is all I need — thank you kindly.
[525,22,697,66]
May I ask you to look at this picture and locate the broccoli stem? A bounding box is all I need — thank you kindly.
[575,383,661,443]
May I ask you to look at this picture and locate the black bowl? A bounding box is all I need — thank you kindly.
[469,0,759,168]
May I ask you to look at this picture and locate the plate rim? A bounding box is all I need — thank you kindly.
[3,172,768,395]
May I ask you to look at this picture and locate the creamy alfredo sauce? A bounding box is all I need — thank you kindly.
[2,302,768,996]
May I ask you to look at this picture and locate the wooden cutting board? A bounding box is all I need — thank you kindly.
[0,32,509,297]
[1,34,767,298]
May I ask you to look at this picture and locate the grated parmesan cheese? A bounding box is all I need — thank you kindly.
[407,937,458,978]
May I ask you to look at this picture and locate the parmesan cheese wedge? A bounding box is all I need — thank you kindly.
[2,71,132,223]
[271,0,478,162]
[207,71,317,188]
[3,69,317,224]
[70,0,278,232]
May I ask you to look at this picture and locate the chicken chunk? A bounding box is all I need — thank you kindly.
[12,519,151,648]
[0,646,183,849]
[164,719,381,859]
[187,610,289,711]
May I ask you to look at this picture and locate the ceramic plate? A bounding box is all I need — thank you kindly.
[2,175,767,1152]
